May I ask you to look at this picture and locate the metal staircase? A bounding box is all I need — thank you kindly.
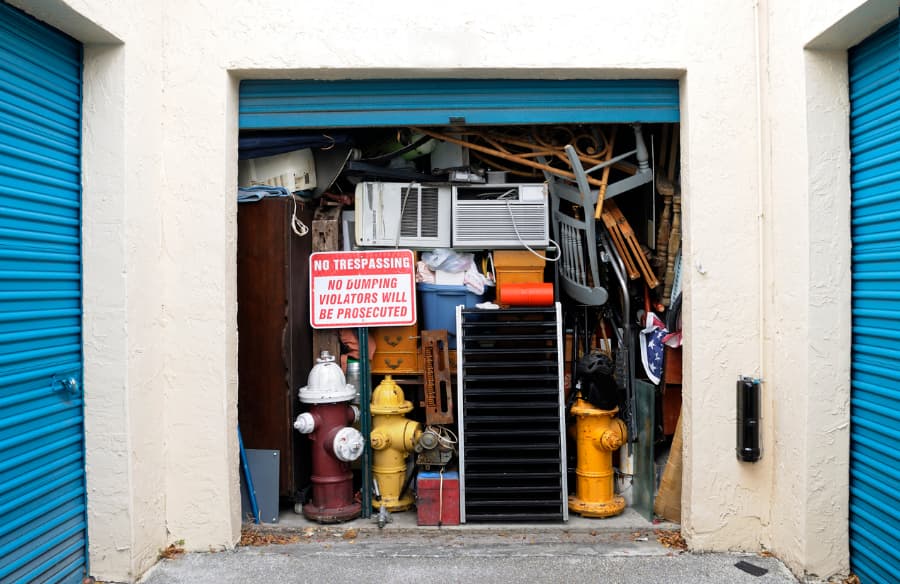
[456,304,568,522]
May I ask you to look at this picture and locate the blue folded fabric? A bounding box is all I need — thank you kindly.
[237,185,291,203]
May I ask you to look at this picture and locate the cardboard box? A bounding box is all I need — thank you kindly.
[493,250,546,298]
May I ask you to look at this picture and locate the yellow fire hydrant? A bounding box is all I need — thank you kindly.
[568,398,628,518]
[370,375,422,512]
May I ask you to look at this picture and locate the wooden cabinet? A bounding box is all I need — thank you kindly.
[661,345,682,436]
[237,197,314,499]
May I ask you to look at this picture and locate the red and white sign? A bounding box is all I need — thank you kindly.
[309,249,416,329]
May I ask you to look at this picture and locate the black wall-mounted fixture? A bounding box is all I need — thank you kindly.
[736,376,761,463]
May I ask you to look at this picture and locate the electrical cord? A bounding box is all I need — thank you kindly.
[290,194,310,237]
[505,198,561,262]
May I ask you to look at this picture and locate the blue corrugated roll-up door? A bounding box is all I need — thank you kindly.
[848,15,900,584]
[239,78,679,129]
[0,2,87,583]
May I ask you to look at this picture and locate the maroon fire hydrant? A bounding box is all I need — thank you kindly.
[294,351,364,523]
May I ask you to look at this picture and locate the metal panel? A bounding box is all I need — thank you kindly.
[631,380,656,522]
[0,3,86,583]
[240,79,679,129]
[239,449,281,524]
[849,15,900,584]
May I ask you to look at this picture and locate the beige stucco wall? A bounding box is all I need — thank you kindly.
[10,0,896,582]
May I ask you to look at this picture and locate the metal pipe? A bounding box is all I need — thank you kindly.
[600,231,635,439]
[238,426,260,524]
[358,328,372,518]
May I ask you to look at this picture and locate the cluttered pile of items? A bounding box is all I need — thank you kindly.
[236,121,684,527]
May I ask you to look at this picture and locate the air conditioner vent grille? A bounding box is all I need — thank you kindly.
[400,187,440,238]
[452,195,549,248]
[355,183,451,248]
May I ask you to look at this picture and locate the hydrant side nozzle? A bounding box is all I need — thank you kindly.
[332,427,365,462]
[371,429,390,451]
[350,404,361,424]
[598,419,627,451]
[403,422,423,452]
[294,412,316,434]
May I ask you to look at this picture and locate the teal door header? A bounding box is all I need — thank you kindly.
[239,78,679,129]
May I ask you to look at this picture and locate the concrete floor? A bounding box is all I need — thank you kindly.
[139,528,797,584]
[274,504,674,533]
[137,509,799,584]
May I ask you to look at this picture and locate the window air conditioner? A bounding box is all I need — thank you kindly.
[355,182,451,248]
[452,183,549,248]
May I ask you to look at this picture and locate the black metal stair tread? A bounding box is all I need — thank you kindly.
[465,443,559,460]
[462,387,559,396]
[466,468,562,488]
[466,429,560,440]
[463,370,558,376]
[464,463,562,469]
[462,327,556,334]
[462,329,556,336]
[463,398,559,405]
[463,426,561,433]
[461,414,560,421]
[463,459,561,466]
[463,448,559,458]
[461,347,558,355]
[464,404,560,410]
[464,485,562,493]
[463,384,560,388]
[464,424,560,434]
[462,333,556,339]
[465,499,562,507]
[461,379,558,386]
[463,361,559,369]
[464,446,560,453]
[463,514,564,522]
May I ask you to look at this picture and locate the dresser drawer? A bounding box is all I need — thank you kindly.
[371,350,421,374]
[373,325,418,353]
[371,324,420,374]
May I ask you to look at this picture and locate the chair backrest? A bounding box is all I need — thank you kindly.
[543,144,608,306]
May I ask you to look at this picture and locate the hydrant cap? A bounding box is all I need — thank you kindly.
[298,351,356,404]
[370,375,413,414]
[333,427,364,462]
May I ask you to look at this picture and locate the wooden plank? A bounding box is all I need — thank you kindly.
[422,330,454,425]
[311,204,343,361]
[653,414,682,523]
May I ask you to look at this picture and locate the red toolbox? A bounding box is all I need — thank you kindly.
[416,471,460,526]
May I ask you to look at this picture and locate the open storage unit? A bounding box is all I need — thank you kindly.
[235,78,684,528]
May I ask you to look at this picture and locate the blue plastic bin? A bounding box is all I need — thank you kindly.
[417,283,483,349]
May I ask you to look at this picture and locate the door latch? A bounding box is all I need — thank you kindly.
[53,376,80,397]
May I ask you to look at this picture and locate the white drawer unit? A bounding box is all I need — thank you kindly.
[452,183,549,249]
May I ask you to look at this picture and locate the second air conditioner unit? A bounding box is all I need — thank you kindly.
[355,182,452,248]
[452,183,549,248]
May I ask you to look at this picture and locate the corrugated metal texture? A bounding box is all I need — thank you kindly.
[848,15,900,584]
[239,79,679,129]
[0,3,86,583]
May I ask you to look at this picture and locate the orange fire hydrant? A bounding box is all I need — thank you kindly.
[568,398,628,518]
[370,375,422,512]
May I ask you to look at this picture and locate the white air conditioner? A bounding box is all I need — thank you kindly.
[452,183,549,248]
[238,148,317,192]
[355,182,452,248]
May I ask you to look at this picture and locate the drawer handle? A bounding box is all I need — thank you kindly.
[383,357,404,370]
[383,335,403,347]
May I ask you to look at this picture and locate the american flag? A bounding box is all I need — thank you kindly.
[640,312,668,384]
